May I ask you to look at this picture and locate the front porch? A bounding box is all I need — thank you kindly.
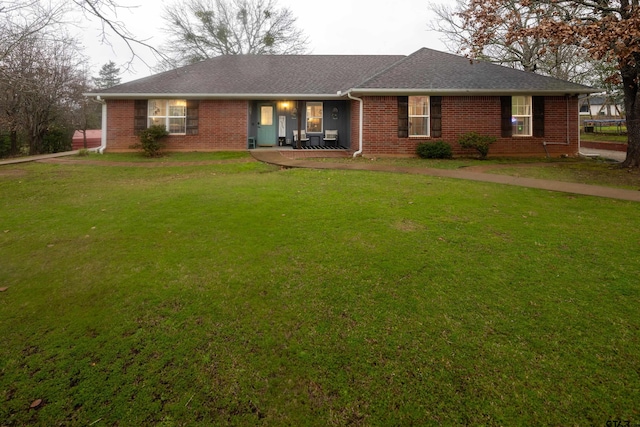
[247,100,352,150]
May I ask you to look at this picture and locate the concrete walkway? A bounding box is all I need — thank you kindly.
[0,150,81,165]
[251,151,640,202]
[578,147,627,162]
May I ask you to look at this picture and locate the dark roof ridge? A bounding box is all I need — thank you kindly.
[353,47,427,89]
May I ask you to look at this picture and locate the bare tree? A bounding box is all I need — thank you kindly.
[160,0,309,68]
[70,0,165,67]
[428,0,595,84]
[0,0,163,157]
[0,1,66,62]
[1,27,88,154]
[1,0,164,69]
[458,0,640,168]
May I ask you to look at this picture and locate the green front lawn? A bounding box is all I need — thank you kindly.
[580,132,628,144]
[1,155,638,425]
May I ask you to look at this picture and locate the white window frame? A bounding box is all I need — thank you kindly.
[512,96,532,137]
[148,99,187,135]
[409,96,430,137]
[306,102,323,133]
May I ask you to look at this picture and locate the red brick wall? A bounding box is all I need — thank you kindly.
[105,96,580,157]
[361,95,580,157]
[105,99,248,152]
[349,99,360,151]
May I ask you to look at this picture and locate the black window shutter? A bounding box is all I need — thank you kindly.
[134,100,148,134]
[532,96,545,137]
[186,100,199,135]
[430,96,442,138]
[501,96,512,137]
[398,96,408,138]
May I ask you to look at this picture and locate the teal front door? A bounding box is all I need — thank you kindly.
[257,104,276,146]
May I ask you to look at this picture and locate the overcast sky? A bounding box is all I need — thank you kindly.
[76,0,448,83]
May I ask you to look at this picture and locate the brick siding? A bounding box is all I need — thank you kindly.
[360,95,580,157]
[105,96,580,157]
[105,99,248,152]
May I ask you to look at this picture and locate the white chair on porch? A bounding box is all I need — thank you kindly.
[323,130,338,147]
[292,130,309,147]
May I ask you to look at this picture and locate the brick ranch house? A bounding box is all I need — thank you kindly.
[88,48,596,157]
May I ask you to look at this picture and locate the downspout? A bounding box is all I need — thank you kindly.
[542,94,575,157]
[343,91,364,158]
[94,96,107,154]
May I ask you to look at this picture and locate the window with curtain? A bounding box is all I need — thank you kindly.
[512,96,532,136]
[306,102,323,133]
[148,99,187,134]
[409,96,430,136]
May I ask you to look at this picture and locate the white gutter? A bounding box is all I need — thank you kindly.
[342,88,597,96]
[85,88,597,100]
[84,92,344,101]
[93,96,107,154]
[341,91,364,158]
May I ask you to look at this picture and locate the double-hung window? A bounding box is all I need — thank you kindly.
[306,102,323,133]
[148,99,187,134]
[409,96,429,137]
[512,96,532,136]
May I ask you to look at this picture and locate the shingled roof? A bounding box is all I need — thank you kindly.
[94,54,404,98]
[91,48,594,99]
[353,48,594,95]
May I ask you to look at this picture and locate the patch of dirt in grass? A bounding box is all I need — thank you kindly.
[460,162,557,173]
[22,345,40,356]
[0,169,28,177]
[393,219,425,232]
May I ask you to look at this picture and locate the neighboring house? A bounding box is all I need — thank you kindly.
[88,48,595,157]
[579,94,624,118]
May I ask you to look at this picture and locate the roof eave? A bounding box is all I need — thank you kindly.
[344,88,598,96]
[84,92,347,100]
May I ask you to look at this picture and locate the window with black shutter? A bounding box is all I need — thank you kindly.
[398,96,408,138]
[501,96,512,137]
[134,100,148,134]
[532,96,545,137]
[430,96,442,138]
[186,100,199,135]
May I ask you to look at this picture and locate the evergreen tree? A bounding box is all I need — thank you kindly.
[93,61,121,89]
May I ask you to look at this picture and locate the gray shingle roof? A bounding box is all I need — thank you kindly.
[97,54,404,97]
[93,48,594,98]
[355,48,594,95]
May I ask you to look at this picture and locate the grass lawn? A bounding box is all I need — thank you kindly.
[1,153,639,425]
[308,155,640,190]
[481,159,640,190]
[580,132,628,144]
